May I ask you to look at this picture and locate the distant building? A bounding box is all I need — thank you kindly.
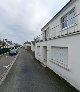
[4,39,14,48]
[23,41,31,51]
[35,0,80,91]
[0,40,3,48]
[0,39,14,48]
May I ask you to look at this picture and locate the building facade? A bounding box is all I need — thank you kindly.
[23,41,31,51]
[35,0,80,91]
[31,41,35,52]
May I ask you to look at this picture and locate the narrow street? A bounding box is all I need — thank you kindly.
[0,48,78,92]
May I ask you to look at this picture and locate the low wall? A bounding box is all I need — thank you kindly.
[35,34,80,91]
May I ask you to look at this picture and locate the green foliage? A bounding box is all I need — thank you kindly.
[0,48,10,55]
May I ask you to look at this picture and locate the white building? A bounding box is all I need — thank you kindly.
[23,41,31,50]
[0,39,14,48]
[4,40,15,48]
[35,0,80,91]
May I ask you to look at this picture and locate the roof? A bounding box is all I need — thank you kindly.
[31,41,35,45]
[6,41,13,45]
[41,0,76,31]
[24,41,31,45]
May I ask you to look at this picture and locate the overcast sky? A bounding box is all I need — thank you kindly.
[0,0,70,44]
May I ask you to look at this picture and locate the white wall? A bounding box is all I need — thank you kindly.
[35,0,80,91]
[23,44,31,49]
[35,46,41,61]
[35,34,80,91]
[31,43,35,52]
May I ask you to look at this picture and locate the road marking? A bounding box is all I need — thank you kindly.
[3,65,9,69]
[0,54,18,85]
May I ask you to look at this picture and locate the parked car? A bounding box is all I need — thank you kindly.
[9,47,18,55]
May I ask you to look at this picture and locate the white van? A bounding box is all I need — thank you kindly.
[9,47,18,55]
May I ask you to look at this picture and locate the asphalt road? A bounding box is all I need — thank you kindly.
[0,48,79,92]
[0,53,15,75]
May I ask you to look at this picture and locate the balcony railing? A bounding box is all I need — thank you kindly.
[46,13,80,40]
[35,34,43,43]
[36,13,80,42]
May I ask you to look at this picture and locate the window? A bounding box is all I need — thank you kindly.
[61,8,75,29]
[68,9,75,26]
[61,15,67,28]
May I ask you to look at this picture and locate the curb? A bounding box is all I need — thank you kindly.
[0,54,18,85]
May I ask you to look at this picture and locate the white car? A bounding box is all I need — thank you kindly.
[9,47,18,55]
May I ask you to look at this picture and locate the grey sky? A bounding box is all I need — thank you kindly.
[0,0,70,44]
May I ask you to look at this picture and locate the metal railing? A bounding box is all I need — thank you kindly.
[43,13,80,41]
[35,13,80,42]
[49,13,80,39]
